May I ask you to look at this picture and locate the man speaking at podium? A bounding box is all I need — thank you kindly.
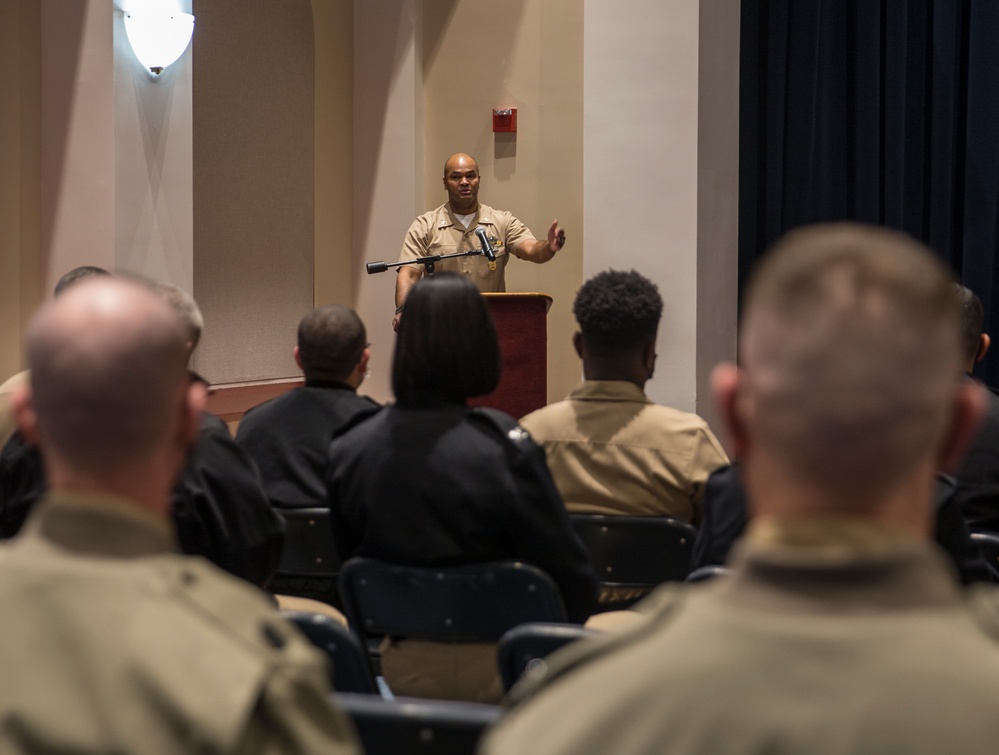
[393,152,566,329]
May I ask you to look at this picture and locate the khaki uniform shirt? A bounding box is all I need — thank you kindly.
[0,492,360,755]
[399,203,535,292]
[483,518,999,755]
[520,381,728,524]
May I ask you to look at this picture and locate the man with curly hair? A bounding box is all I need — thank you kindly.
[520,269,727,527]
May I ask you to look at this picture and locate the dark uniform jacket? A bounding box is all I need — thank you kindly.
[236,381,379,509]
[0,413,285,587]
[326,397,598,623]
[692,464,996,584]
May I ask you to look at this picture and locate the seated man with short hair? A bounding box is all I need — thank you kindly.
[1,277,359,753]
[520,269,728,523]
[483,223,999,754]
[237,304,379,509]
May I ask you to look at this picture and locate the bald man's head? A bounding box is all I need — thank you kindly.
[442,153,480,213]
[736,223,964,499]
[26,278,193,475]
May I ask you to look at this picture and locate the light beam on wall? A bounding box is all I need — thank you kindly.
[123,3,195,75]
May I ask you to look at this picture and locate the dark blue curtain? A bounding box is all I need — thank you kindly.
[740,0,999,384]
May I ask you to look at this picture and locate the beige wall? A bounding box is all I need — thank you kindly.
[352,0,424,404]
[422,0,585,404]
[191,0,315,384]
[0,0,43,378]
[113,0,194,293]
[314,0,355,310]
[41,0,116,291]
[583,0,738,428]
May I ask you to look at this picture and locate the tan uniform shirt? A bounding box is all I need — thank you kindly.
[0,492,360,755]
[520,381,728,524]
[483,518,999,755]
[399,202,535,292]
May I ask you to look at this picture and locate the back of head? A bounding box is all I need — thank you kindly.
[740,223,961,498]
[146,280,204,351]
[955,284,984,365]
[53,266,111,297]
[27,278,191,475]
[574,269,662,355]
[392,273,500,403]
[297,305,366,382]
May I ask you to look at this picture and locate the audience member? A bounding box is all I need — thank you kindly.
[692,463,996,583]
[327,273,596,703]
[951,284,999,533]
[0,266,111,446]
[237,304,379,509]
[520,269,728,524]
[482,223,999,754]
[0,279,285,587]
[0,277,358,752]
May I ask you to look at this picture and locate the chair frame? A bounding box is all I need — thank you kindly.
[570,513,697,607]
[334,692,501,755]
[281,609,379,695]
[338,558,569,647]
[496,621,599,692]
[269,507,341,606]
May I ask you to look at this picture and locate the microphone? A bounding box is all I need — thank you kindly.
[366,261,388,274]
[475,228,496,262]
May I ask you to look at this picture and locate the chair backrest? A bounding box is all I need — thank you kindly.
[685,564,733,583]
[570,514,697,587]
[334,692,501,755]
[276,508,338,575]
[338,558,568,643]
[281,610,378,695]
[497,622,600,692]
[971,531,999,573]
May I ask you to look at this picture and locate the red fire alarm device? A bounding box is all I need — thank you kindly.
[492,108,517,133]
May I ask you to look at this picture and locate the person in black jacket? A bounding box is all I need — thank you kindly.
[237,305,379,509]
[327,273,597,702]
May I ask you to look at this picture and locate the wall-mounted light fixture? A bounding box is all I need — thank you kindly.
[123,2,195,75]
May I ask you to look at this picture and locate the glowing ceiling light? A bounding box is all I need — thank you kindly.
[123,5,195,75]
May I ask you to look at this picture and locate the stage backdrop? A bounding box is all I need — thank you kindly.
[740,0,999,385]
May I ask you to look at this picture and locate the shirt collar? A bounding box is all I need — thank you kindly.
[21,491,176,558]
[567,380,650,404]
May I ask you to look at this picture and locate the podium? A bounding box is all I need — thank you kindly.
[469,293,553,420]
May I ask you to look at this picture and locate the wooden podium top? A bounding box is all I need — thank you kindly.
[481,292,554,314]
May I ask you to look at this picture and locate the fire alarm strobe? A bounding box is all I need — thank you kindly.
[493,108,517,133]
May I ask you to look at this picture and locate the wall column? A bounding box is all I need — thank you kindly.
[352,0,424,403]
[583,0,739,431]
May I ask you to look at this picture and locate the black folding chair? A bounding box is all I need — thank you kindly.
[685,565,733,583]
[496,622,599,692]
[971,531,999,574]
[570,514,697,610]
[269,508,341,607]
[281,610,378,695]
[335,692,501,755]
[338,558,569,648]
